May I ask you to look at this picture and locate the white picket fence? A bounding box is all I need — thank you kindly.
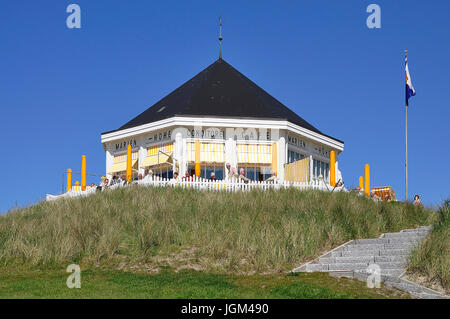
[137,176,333,192]
[46,176,344,201]
[46,187,97,201]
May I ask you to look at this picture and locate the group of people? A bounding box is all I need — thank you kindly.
[353,186,423,206]
[94,163,279,190]
[157,163,278,184]
[94,173,137,191]
[353,187,391,202]
[223,163,278,183]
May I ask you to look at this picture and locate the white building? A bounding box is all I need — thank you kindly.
[100,58,344,183]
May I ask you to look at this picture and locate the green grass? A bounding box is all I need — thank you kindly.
[407,199,450,293]
[0,186,436,274]
[0,268,409,299]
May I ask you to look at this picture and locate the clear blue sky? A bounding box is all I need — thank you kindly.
[0,0,449,213]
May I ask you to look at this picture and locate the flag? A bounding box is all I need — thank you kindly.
[405,56,416,106]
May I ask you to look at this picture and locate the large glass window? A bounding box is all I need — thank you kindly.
[153,165,173,179]
[288,150,306,164]
[312,159,329,181]
[200,163,225,180]
[237,165,271,181]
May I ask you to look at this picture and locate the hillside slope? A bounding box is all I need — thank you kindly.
[406,200,450,293]
[0,186,436,274]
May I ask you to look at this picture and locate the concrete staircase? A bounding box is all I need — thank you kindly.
[293,226,448,299]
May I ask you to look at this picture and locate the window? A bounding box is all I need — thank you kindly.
[237,165,271,181]
[153,165,173,179]
[200,163,225,180]
[312,159,329,181]
[288,150,306,164]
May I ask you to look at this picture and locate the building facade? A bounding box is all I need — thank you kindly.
[101,58,344,182]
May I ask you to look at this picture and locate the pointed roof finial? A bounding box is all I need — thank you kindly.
[218,16,223,59]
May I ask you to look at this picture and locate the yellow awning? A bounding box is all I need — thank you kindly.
[108,159,138,174]
[200,143,225,163]
[141,152,173,167]
[186,142,225,163]
[237,144,272,164]
[187,142,196,162]
[147,143,174,156]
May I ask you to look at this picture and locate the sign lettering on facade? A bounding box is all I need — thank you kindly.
[288,135,306,149]
[115,140,137,150]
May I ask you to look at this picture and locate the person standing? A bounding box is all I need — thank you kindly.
[413,194,423,207]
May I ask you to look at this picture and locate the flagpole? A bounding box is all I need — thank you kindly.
[405,49,408,202]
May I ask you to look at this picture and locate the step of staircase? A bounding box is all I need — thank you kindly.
[354,237,423,245]
[343,243,417,251]
[333,248,410,257]
[292,225,449,299]
[307,261,405,272]
[402,226,431,232]
[320,256,376,264]
[382,231,428,238]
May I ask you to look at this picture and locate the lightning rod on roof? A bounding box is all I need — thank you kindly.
[218,16,223,59]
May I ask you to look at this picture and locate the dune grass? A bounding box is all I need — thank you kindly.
[407,199,450,293]
[0,186,436,274]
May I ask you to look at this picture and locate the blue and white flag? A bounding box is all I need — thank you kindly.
[405,56,416,106]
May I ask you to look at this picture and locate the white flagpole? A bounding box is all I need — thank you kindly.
[405,49,408,202]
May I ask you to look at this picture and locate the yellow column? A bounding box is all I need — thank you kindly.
[66,169,72,192]
[81,155,86,191]
[364,164,370,196]
[359,176,363,190]
[126,144,132,182]
[272,142,277,176]
[330,150,336,187]
[195,139,201,177]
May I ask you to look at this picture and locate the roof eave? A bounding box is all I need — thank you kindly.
[101,116,343,152]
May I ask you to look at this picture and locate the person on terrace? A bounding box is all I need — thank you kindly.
[355,186,364,196]
[103,178,109,189]
[370,190,380,202]
[265,170,278,183]
[183,170,192,181]
[238,168,250,183]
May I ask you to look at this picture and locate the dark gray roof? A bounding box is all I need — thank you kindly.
[104,58,342,144]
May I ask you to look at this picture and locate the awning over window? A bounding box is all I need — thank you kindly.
[141,152,173,167]
[237,144,272,164]
[187,142,196,162]
[108,151,139,174]
[147,143,174,156]
[187,142,225,163]
[142,143,174,168]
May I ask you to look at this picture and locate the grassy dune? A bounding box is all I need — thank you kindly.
[407,200,450,293]
[0,186,436,274]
